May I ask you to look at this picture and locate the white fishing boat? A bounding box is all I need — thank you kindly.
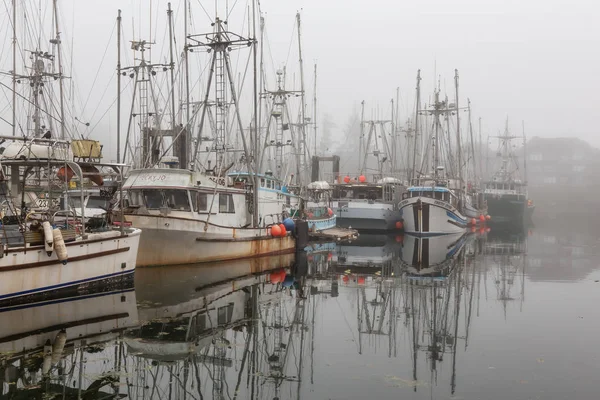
[400,179,468,236]
[121,168,295,266]
[332,177,404,231]
[401,71,468,236]
[116,16,299,266]
[0,139,141,305]
[304,180,336,232]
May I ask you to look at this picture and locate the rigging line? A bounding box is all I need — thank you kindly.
[80,20,117,116]
[195,0,214,23]
[87,77,133,135]
[0,81,63,126]
[84,74,117,136]
[284,17,296,71]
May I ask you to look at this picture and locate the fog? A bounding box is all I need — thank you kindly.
[0,0,598,163]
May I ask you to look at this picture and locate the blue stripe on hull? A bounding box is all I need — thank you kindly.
[0,269,134,301]
[446,210,467,224]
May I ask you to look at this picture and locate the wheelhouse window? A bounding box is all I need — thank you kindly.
[163,190,191,211]
[87,196,109,209]
[196,192,208,212]
[142,190,163,209]
[219,193,235,213]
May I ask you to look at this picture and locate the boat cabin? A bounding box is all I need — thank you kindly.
[404,186,459,207]
[333,181,402,203]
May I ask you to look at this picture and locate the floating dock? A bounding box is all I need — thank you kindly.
[308,227,358,242]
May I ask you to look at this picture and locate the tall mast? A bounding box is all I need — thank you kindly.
[522,120,527,185]
[251,0,259,227]
[11,0,16,137]
[478,117,482,182]
[411,70,421,182]
[454,69,462,191]
[116,9,122,163]
[296,12,307,186]
[167,3,176,135]
[52,0,66,140]
[184,0,191,169]
[433,90,440,176]
[359,100,365,174]
[391,97,396,173]
[313,63,317,157]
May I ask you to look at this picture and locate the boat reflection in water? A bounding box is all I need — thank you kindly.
[0,231,531,399]
[0,285,138,398]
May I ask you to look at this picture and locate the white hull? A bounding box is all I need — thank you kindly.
[0,228,141,304]
[399,196,466,236]
[126,214,296,267]
[333,200,402,231]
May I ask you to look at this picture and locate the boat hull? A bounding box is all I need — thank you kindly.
[126,215,296,267]
[333,201,401,231]
[484,194,527,226]
[399,197,466,236]
[307,215,337,232]
[0,228,141,308]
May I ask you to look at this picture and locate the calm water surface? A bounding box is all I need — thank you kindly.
[1,217,599,399]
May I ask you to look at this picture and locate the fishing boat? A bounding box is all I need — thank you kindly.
[0,137,141,306]
[116,12,300,266]
[332,176,404,231]
[304,180,336,232]
[400,70,468,236]
[484,120,534,227]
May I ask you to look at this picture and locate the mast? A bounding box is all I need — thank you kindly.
[522,120,527,185]
[359,100,364,174]
[454,69,462,197]
[116,9,122,163]
[184,0,191,169]
[313,63,317,157]
[433,90,440,177]
[296,12,307,186]
[411,70,421,182]
[11,0,16,137]
[167,4,176,138]
[251,0,259,226]
[52,0,66,140]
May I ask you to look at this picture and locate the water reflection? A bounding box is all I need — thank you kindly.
[5,222,600,399]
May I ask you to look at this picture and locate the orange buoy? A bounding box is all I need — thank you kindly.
[479,214,485,222]
[357,277,366,285]
[486,215,491,221]
[327,208,333,216]
[271,224,282,237]
[327,252,333,261]
[342,275,349,283]
[270,270,283,283]
[395,221,403,230]
[470,218,477,225]
[343,176,351,183]
[278,223,287,237]
[358,175,366,183]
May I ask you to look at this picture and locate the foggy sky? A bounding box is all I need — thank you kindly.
[0,0,598,159]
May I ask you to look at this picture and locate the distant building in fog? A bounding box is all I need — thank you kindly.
[524,137,600,187]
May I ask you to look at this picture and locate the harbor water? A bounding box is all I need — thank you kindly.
[1,215,599,399]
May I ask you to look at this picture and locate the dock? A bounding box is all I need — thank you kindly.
[308,227,358,242]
